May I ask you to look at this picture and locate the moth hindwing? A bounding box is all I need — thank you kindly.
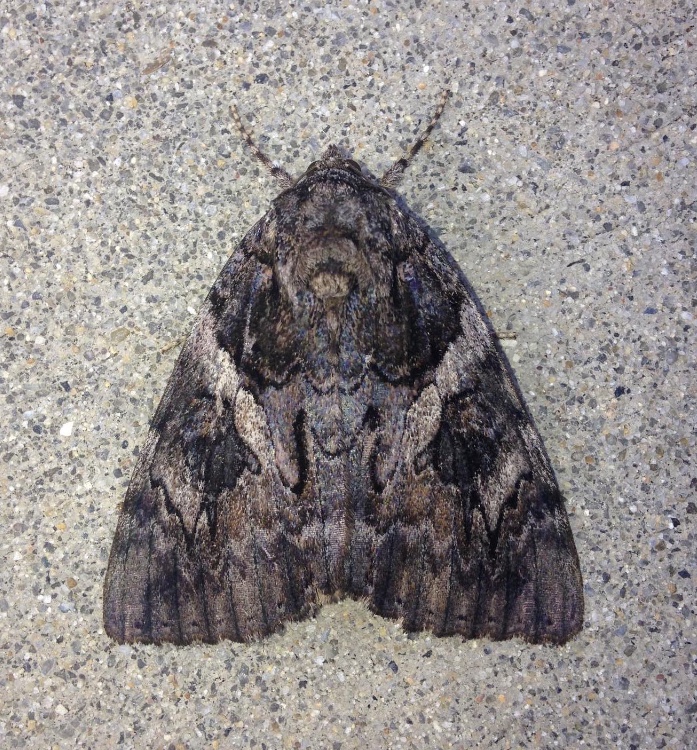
[104,92,583,645]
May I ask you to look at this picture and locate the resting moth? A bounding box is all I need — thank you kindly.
[104,91,583,645]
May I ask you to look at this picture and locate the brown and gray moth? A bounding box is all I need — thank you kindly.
[103,91,584,646]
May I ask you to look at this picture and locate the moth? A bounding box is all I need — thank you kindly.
[103,92,584,646]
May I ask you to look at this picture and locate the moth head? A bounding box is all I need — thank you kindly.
[303,145,367,180]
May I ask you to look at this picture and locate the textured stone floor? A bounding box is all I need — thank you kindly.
[1,1,694,747]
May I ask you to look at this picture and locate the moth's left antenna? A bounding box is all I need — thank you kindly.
[231,105,294,189]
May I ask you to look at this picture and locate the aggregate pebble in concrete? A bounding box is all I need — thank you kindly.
[1,1,695,748]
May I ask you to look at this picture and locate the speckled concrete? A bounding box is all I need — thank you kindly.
[1,1,695,748]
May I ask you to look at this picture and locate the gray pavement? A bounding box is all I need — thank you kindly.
[0,1,694,747]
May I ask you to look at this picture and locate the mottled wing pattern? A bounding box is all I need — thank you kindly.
[103,222,320,644]
[104,138,583,646]
[365,224,583,643]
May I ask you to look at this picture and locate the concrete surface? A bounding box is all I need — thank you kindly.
[1,1,694,747]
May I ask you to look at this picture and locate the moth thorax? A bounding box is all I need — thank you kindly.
[309,270,352,300]
[297,235,368,301]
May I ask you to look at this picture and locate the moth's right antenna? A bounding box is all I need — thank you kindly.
[380,89,451,189]
[231,105,294,189]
